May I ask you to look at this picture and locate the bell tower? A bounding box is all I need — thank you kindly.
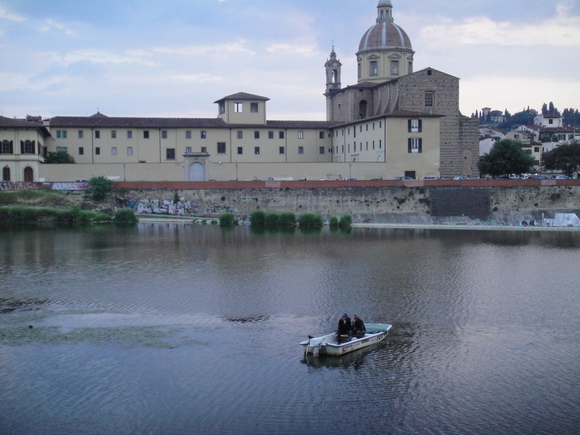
[324,46,342,94]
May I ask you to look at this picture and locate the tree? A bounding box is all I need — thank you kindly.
[88,176,113,201]
[478,139,536,177]
[542,141,580,176]
[497,108,537,130]
[44,150,75,164]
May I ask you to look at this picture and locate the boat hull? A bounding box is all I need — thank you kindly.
[301,323,392,356]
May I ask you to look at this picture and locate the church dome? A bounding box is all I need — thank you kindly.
[358,0,412,53]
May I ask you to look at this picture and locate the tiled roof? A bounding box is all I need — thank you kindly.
[0,115,51,136]
[214,92,270,104]
[47,115,338,129]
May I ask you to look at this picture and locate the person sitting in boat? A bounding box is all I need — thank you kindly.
[349,315,366,340]
[336,313,352,342]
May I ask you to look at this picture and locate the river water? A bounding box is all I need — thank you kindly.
[0,224,579,434]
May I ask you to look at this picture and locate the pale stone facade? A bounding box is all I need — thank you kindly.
[1,0,478,182]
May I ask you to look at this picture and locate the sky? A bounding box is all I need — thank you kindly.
[1,0,579,121]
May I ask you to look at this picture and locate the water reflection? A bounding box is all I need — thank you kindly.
[0,224,579,435]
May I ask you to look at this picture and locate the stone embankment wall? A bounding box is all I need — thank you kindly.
[112,180,580,225]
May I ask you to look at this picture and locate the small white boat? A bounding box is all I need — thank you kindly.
[300,323,392,356]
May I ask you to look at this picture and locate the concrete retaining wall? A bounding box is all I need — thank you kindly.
[110,180,580,225]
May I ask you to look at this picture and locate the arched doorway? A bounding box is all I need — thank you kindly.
[188,162,205,181]
[24,167,33,182]
[2,166,10,181]
[359,100,368,119]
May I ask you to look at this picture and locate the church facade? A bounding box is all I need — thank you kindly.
[1,0,478,183]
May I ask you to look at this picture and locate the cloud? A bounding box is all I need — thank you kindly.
[60,49,158,67]
[0,6,25,21]
[0,72,65,92]
[266,44,318,57]
[155,40,255,58]
[170,74,223,84]
[419,1,580,48]
[39,19,74,35]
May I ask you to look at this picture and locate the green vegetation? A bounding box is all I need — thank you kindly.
[0,206,111,226]
[219,213,236,226]
[113,209,138,224]
[298,213,323,228]
[250,210,266,227]
[88,176,113,201]
[339,214,352,228]
[43,150,75,164]
[542,141,580,176]
[478,139,536,177]
[277,212,296,227]
[265,212,279,228]
[329,216,339,228]
[0,189,69,207]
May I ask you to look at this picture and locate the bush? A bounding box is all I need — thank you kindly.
[250,210,266,227]
[339,214,352,228]
[329,216,339,228]
[299,213,323,228]
[265,212,279,228]
[114,209,138,223]
[219,213,236,227]
[277,212,296,227]
[88,176,113,202]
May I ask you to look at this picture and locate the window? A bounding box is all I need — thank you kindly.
[144,131,150,139]
[166,148,175,160]
[111,130,117,139]
[425,92,434,107]
[534,146,540,153]
[217,142,226,154]
[95,131,100,139]
[22,140,35,154]
[251,103,258,113]
[237,131,243,139]
[2,166,10,181]
[127,147,133,156]
[549,119,553,125]
[279,131,285,139]
[235,102,242,112]
[56,146,67,152]
[201,146,208,153]
[254,146,260,155]
[185,146,192,153]
[268,131,274,139]
[200,131,206,139]
[110,147,117,155]
[390,60,399,75]
[185,131,192,139]
[298,131,304,139]
[237,147,243,155]
[298,146,304,155]
[254,131,260,139]
[319,146,325,154]
[409,119,422,133]
[79,147,84,155]
[95,147,100,155]
[279,146,285,154]
[127,131,133,139]
[56,130,67,139]
[370,60,378,76]
[408,138,422,153]
[78,130,84,139]
[319,131,325,139]
[161,131,168,139]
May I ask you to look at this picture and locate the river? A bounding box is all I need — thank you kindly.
[1,223,579,434]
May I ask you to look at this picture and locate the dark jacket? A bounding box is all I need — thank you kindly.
[337,317,352,335]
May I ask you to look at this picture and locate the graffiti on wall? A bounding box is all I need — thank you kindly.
[126,198,238,215]
[51,182,90,191]
[0,182,40,191]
